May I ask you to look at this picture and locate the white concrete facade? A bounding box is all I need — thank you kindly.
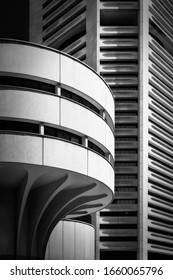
[0,39,115,259]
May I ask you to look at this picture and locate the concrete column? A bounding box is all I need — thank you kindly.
[39,123,44,135]
[29,0,43,43]
[82,136,88,147]
[137,0,150,260]
[86,0,99,71]
[56,85,61,96]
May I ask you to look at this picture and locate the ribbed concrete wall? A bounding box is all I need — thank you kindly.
[45,220,95,260]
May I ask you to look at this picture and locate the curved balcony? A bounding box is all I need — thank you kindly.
[0,90,114,157]
[0,40,114,120]
[0,39,115,259]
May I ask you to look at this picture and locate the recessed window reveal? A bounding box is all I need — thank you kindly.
[0,120,110,161]
[0,75,109,122]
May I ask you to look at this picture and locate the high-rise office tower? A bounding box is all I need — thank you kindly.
[30,0,173,260]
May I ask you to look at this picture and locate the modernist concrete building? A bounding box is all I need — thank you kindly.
[29,0,173,260]
[0,39,115,259]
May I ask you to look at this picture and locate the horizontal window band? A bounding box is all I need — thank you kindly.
[0,119,113,165]
[61,87,100,114]
[60,92,115,134]
[100,224,137,229]
[44,125,82,144]
[0,76,55,93]
[100,211,137,217]
[0,120,39,134]
[88,140,105,157]
[0,75,114,132]
[100,236,137,242]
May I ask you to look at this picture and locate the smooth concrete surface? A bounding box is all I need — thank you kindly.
[44,137,88,175]
[0,89,60,125]
[0,135,43,165]
[0,43,60,82]
[87,149,114,191]
[0,40,114,259]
